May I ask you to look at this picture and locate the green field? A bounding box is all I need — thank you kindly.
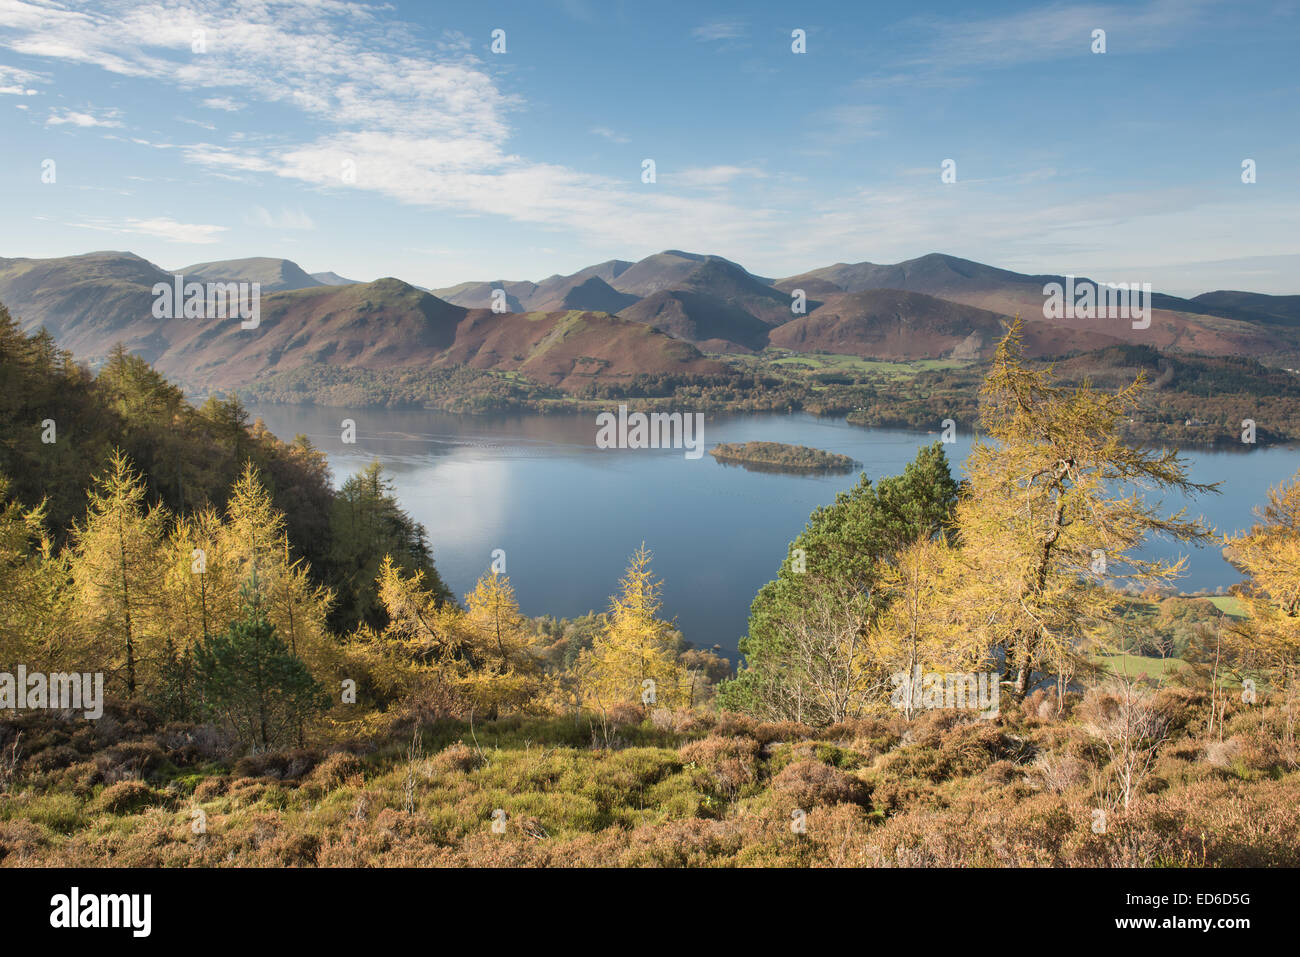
[761,353,973,379]
[1207,595,1248,618]
[1094,651,1187,679]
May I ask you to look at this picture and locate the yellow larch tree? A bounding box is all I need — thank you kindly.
[954,320,1216,698]
[69,449,169,697]
[217,462,339,686]
[577,544,689,711]
[461,569,549,718]
[1224,469,1300,745]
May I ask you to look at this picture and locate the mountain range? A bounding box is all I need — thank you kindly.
[1,248,1297,397]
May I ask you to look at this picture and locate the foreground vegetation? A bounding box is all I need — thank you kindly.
[3,689,1298,866]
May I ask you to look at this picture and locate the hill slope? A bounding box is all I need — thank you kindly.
[775,253,1293,357]
[0,253,727,393]
[769,290,1014,359]
[311,271,361,286]
[177,256,324,292]
[618,290,774,352]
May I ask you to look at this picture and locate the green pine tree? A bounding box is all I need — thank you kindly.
[194,588,328,749]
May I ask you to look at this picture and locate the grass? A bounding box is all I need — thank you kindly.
[1094,651,1187,679]
[1206,595,1248,618]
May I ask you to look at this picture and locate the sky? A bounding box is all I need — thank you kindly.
[1,0,1298,295]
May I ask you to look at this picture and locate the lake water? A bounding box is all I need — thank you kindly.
[245,405,1300,660]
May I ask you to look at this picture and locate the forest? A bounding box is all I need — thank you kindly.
[2,303,1299,867]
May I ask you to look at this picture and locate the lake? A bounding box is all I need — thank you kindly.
[245,405,1300,660]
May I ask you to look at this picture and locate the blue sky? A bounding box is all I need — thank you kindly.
[1,0,1297,294]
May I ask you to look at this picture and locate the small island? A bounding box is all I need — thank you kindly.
[709,441,861,473]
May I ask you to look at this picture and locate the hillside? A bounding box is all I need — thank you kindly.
[433,259,635,312]
[155,285,728,392]
[0,254,728,393]
[177,256,324,292]
[530,275,638,314]
[775,253,1295,357]
[311,271,362,286]
[0,251,170,362]
[1190,290,1300,328]
[618,289,773,352]
[434,308,728,390]
[769,289,1016,359]
[4,248,1298,419]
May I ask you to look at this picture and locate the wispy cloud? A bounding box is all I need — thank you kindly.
[691,20,747,41]
[2,0,1286,281]
[807,105,883,144]
[895,0,1213,75]
[46,107,121,127]
[66,216,226,244]
[0,1,789,253]
[245,205,315,230]
[202,96,243,112]
[0,62,41,94]
[673,165,766,187]
[590,126,630,144]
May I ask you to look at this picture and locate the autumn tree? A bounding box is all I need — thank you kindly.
[0,477,70,670]
[1224,469,1300,745]
[218,462,337,684]
[69,449,168,696]
[456,569,550,717]
[150,506,230,718]
[869,535,987,719]
[347,556,470,715]
[578,544,688,711]
[954,319,1215,699]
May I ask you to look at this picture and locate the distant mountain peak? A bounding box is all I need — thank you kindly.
[176,256,323,292]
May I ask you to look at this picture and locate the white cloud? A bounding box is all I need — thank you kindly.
[202,96,243,112]
[46,107,122,127]
[67,216,226,244]
[0,62,42,94]
[673,165,766,187]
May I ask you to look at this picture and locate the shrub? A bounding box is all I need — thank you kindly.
[431,741,484,774]
[193,777,229,801]
[234,748,321,781]
[679,736,760,797]
[1032,751,1088,794]
[94,780,165,815]
[770,759,869,809]
[94,741,167,784]
[308,752,365,792]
